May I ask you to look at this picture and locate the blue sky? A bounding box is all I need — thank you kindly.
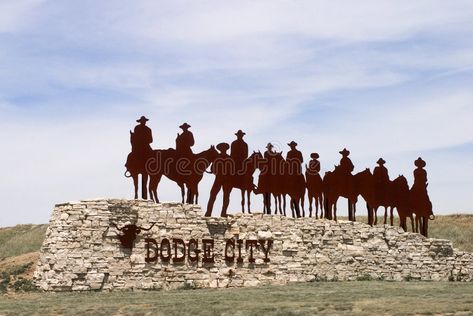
[0,1,472,226]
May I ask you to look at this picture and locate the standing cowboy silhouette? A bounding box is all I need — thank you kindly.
[231,130,249,176]
[176,123,194,155]
[206,143,232,217]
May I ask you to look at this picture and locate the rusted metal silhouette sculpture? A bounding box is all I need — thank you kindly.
[369,158,391,226]
[112,222,155,250]
[306,153,323,218]
[125,116,153,199]
[148,145,218,204]
[176,122,194,155]
[206,143,233,217]
[123,116,435,236]
[323,149,358,221]
[410,157,434,237]
[285,141,305,218]
[231,130,249,175]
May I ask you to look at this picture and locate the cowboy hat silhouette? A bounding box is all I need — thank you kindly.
[339,148,350,156]
[180,122,191,129]
[377,158,386,165]
[136,116,149,123]
[288,141,298,147]
[235,130,246,137]
[415,157,426,168]
[311,152,319,159]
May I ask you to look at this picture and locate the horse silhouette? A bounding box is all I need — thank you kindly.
[148,146,218,204]
[206,150,263,217]
[387,175,414,231]
[227,151,263,214]
[125,128,153,200]
[323,166,359,221]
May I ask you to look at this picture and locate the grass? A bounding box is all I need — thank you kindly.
[0,281,472,315]
[0,224,48,260]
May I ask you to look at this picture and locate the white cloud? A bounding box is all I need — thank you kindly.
[0,0,44,33]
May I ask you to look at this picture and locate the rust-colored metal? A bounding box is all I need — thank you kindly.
[124,117,434,237]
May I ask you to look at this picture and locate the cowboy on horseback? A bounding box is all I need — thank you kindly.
[286,141,303,176]
[306,152,321,175]
[125,115,154,199]
[176,123,194,156]
[339,148,354,174]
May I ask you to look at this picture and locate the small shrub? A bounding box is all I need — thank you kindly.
[0,272,10,293]
[356,274,373,281]
[11,278,38,292]
[7,262,33,276]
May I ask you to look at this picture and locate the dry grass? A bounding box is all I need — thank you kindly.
[0,225,47,260]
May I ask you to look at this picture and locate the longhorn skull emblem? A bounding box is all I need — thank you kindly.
[111,222,155,250]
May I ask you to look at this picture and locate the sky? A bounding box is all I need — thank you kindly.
[0,0,472,227]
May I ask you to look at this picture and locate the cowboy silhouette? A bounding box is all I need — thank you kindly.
[373,158,389,183]
[339,148,354,174]
[206,143,232,217]
[307,152,321,175]
[132,116,153,155]
[286,141,303,175]
[373,158,390,221]
[125,116,154,199]
[231,130,248,175]
[176,123,194,155]
[413,157,428,189]
[410,157,434,236]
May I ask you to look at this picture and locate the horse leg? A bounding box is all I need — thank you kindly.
[247,190,251,214]
[353,203,357,222]
[425,216,429,237]
[295,200,301,218]
[308,196,313,217]
[221,186,231,217]
[283,195,287,216]
[374,207,379,225]
[383,207,388,225]
[301,195,305,217]
[141,174,148,200]
[410,214,414,232]
[132,174,139,199]
[334,203,337,222]
[278,195,282,215]
[390,207,394,226]
[415,215,419,233]
[241,190,245,213]
[180,184,185,204]
[348,201,353,221]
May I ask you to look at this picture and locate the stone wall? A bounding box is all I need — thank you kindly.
[34,199,473,291]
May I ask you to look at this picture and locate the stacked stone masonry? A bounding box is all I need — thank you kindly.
[34,199,473,291]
